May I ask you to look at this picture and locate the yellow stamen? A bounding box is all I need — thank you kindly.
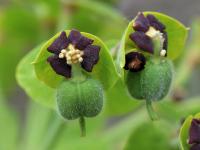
[59,44,84,65]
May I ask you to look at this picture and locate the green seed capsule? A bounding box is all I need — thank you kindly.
[126,58,173,101]
[56,78,104,120]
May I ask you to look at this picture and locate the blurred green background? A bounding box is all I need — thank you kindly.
[0,0,200,150]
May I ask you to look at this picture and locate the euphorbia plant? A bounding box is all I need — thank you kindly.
[123,12,173,120]
[17,11,188,135]
[46,30,104,136]
[32,29,119,136]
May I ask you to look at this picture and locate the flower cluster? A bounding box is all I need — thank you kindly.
[130,12,168,56]
[47,29,101,78]
[189,119,200,150]
[124,12,168,72]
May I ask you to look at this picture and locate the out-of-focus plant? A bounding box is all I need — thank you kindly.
[0,0,60,95]
[0,88,19,150]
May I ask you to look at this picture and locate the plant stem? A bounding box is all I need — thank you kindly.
[41,117,66,150]
[79,116,86,137]
[71,64,86,82]
[146,100,159,121]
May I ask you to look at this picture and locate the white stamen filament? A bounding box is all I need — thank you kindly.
[59,53,65,58]
[78,57,83,62]
[58,44,84,65]
[160,49,167,57]
[146,27,163,39]
[146,27,166,57]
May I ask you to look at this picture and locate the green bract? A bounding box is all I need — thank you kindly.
[179,113,200,150]
[117,11,188,77]
[16,45,56,108]
[33,30,119,90]
[56,78,103,120]
[105,79,140,116]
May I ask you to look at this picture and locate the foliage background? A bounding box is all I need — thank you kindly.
[0,0,200,150]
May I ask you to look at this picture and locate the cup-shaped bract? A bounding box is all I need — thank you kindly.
[117,11,188,77]
[33,30,119,91]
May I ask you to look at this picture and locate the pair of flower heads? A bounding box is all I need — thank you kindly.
[47,12,168,78]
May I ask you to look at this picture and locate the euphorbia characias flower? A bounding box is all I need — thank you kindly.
[123,12,175,120]
[47,29,101,78]
[129,12,168,56]
[188,119,200,150]
[46,29,104,136]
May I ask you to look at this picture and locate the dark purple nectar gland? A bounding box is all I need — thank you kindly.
[124,51,146,72]
[130,12,168,57]
[188,119,200,150]
[47,29,101,78]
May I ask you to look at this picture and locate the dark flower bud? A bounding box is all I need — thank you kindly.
[124,51,146,72]
[189,119,200,150]
[190,144,200,150]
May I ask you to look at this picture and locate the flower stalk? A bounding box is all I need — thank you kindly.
[71,64,86,82]
[79,116,86,137]
[146,100,159,121]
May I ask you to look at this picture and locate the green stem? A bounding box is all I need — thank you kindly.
[71,64,86,82]
[79,116,86,137]
[41,117,66,150]
[146,100,159,121]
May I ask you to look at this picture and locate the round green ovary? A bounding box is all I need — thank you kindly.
[56,78,103,120]
[126,59,173,101]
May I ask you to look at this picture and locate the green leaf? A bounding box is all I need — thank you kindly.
[0,90,19,150]
[0,5,40,94]
[33,30,119,90]
[179,113,200,150]
[16,45,56,109]
[21,101,55,150]
[105,78,140,116]
[124,121,171,150]
[157,97,200,121]
[60,0,126,42]
[118,11,188,76]
[195,113,200,118]
[179,115,193,150]
[2,5,40,43]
